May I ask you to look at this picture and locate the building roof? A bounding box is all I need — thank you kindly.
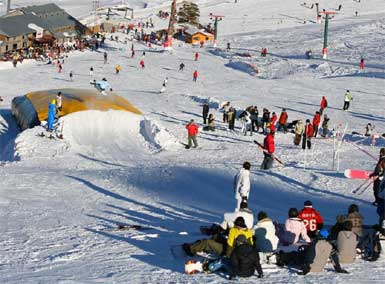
[20,3,63,15]
[184,28,213,37]
[0,14,49,37]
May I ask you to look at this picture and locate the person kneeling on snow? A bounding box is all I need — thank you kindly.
[183,217,253,257]
[206,234,263,279]
[203,114,215,131]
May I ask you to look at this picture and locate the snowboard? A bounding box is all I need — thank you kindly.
[344,169,373,179]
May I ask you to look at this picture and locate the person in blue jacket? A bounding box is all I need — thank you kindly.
[47,99,56,131]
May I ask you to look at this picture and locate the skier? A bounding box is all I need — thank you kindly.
[179,62,185,71]
[185,119,198,149]
[302,119,313,150]
[320,96,328,115]
[58,63,62,73]
[369,148,385,206]
[270,112,277,132]
[69,70,73,81]
[140,60,145,68]
[278,108,288,133]
[160,77,168,93]
[294,119,305,145]
[193,70,198,82]
[343,90,353,111]
[227,42,231,50]
[298,200,324,238]
[312,111,321,137]
[194,52,199,61]
[89,66,94,77]
[103,51,108,64]
[321,114,330,137]
[234,162,251,210]
[359,58,365,71]
[47,99,56,131]
[261,129,275,170]
[115,64,121,74]
[261,47,267,57]
[202,102,209,124]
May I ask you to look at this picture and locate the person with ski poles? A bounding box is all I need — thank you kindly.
[369,148,385,206]
[261,129,275,170]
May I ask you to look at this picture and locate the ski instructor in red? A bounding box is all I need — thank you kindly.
[261,129,275,170]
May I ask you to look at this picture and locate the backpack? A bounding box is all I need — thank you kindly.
[361,230,382,261]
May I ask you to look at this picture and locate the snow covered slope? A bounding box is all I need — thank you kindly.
[1,0,385,283]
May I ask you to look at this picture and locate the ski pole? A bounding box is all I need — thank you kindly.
[357,178,375,195]
[352,178,371,194]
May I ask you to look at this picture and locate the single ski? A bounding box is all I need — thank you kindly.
[253,140,284,165]
[344,169,373,179]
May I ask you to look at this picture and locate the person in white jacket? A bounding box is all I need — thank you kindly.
[234,162,251,210]
[254,211,279,252]
[221,200,254,230]
[242,111,253,136]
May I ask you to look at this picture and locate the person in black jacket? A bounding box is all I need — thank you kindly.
[202,102,209,124]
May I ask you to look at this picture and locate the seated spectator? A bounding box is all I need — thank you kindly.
[337,221,358,264]
[281,208,311,245]
[298,200,324,239]
[254,211,279,252]
[346,204,363,237]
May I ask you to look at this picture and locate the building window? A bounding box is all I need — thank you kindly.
[13,43,17,50]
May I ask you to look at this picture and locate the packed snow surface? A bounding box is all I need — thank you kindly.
[1,0,385,283]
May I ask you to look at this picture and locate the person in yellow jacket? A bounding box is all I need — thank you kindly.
[115,64,121,74]
[182,217,253,257]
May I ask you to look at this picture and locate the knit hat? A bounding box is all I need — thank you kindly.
[234,234,248,246]
[234,217,246,228]
[258,211,268,221]
[304,200,312,208]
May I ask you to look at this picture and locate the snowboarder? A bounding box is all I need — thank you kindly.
[103,51,108,64]
[69,70,73,81]
[47,99,56,131]
[202,102,209,124]
[261,129,275,170]
[194,52,199,61]
[359,58,365,71]
[89,66,94,77]
[234,162,251,209]
[321,114,330,137]
[312,111,321,137]
[320,96,328,115]
[140,60,145,68]
[160,77,168,93]
[302,119,313,150]
[179,62,185,71]
[278,108,288,133]
[343,90,353,110]
[193,70,198,82]
[115,64,121,74]
[298,200,324,238]
[185,119,198,149]
[369,148,385,206]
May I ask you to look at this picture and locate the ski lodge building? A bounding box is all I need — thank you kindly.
[183,27,214,45]
[0,3,89,55]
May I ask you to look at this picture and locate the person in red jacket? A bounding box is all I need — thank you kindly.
[320,96,328,115]
[278,108,288,133]
[261,129,275,170]
[195,52,199,61]
[312,111,321,137]
[140,59,145,68]
[193,70,198,82]
[302,119,313,150]
[270,112,277,127]
[359,58,364,71]
[186,119,198,149]
[298,200,324,238]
